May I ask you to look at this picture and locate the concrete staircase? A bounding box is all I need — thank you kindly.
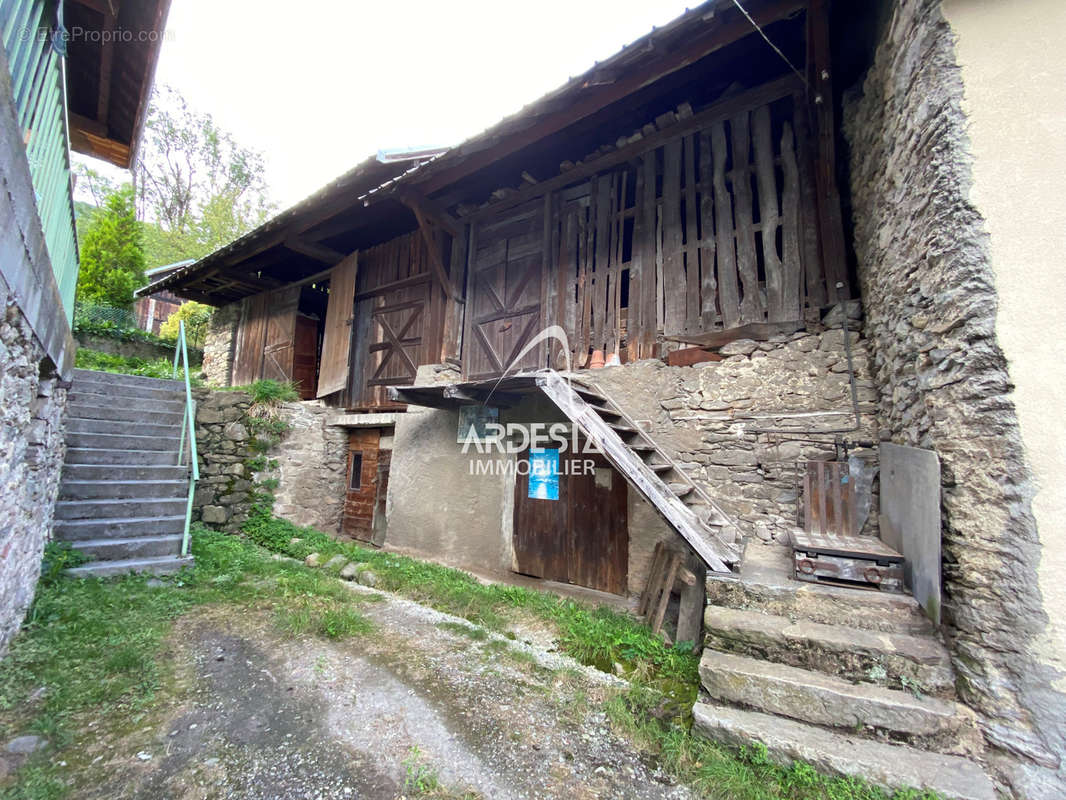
[55,369,194,576]
[693,544,997,800]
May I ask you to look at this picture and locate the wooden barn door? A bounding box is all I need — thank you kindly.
[316,251,358,399]
[513,449,628,595]
[232,286,299,385]
[350,233,443,408]
[464,201,545,380]
[291,315,319,400]
[568,452,628,596]
[260,287,300,382]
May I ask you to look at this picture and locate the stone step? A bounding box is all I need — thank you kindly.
[71,378,184,401]
[71,535,183,560]
[54,497,188,521]
[66,403,185,425]
[692,703,996,800]
[707,544,935,636]
[64,447,181,466]
[698,650,982,755]
[68,391,185,413]
[65,428,181,454]
[703,606,955,696]
[54,515,185,541]
[66,431,181,451]
[65,555,194,578]
[73,369,184,390]
[66,417,183,437]
[61,464,189,482]
[59,479,188,501]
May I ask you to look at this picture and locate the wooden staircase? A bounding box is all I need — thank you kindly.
[535,370,740,573]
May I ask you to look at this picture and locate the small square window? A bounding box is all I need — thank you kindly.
[349,452,363,490]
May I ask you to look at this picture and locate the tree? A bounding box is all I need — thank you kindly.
[75,185,146,309]
[133,86,274,261]
[159,301,214,347]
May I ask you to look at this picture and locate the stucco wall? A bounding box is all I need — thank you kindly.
[386,365,515,574]
[843,0,1065,794]
[0,299,67,654]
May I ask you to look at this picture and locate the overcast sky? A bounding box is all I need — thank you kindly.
[81,0,694,209]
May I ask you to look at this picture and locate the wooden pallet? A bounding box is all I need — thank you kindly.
[638,542,706,648]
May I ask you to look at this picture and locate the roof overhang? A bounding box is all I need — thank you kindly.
[65,0,173,169]
[149,0,809,307]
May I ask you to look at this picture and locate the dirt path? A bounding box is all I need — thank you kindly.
[77,581,692,800]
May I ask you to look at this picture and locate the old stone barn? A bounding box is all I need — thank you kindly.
[135,1,1064,797]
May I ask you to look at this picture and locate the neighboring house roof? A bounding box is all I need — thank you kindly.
[65,0,173,168]
[142,0,806,306]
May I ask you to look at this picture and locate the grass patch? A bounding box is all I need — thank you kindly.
[0,526,377,798]
[604,686,937,800]
[437,622,488,641]
[75,348,200,382]
[243,513,697,694]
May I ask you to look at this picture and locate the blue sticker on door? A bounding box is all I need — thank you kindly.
[527,448,559,500]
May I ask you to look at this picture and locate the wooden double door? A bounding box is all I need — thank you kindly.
[513,449,628,595]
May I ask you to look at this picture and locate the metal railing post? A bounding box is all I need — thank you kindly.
[173,320,200,557]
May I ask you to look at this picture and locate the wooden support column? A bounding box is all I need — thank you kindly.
[807,0,850,304]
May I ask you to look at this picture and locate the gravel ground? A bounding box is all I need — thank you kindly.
[72,580,694,800]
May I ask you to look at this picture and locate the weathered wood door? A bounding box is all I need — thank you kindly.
[513,449,628,595]
[292,314,319,400]
[261,287,300,382]
[342,428,380,542]
[233,286,299,385]
[513,448,570,584]
[316,252,358,398]
[348,233,444,408]
[567,452,628,596]
[464,201,545,380]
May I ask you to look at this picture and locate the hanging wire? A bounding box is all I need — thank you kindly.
[730,0,808,88]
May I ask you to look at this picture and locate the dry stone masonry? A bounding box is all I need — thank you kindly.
[193,389,347,534]
[590,321,880,546]
[201,303,240,388]
[0,300,67,654]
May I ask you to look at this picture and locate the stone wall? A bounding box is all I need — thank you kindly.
[201,301,240,387]
[73,333,191,363]
[843,0,1064,794]
[271,401,348,532]
[0,300,67,654]
[590,320,880,546]
[193,389,347,535]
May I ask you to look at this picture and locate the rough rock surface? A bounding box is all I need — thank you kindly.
[0,300,67,654]
[843,0,1064,793]
[589,325,880,544]
[193,390,347,534]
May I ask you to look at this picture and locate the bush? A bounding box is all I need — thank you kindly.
[159,301,213,348]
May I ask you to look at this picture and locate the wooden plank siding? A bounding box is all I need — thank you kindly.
[462,82,848,377]
[344,230,447,409]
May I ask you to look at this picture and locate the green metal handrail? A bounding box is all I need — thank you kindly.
[172,320,199,557]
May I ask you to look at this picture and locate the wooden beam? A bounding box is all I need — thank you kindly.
[410,205,459,299]
[96,6,116,125]
[399,190,461,237]
[463,75,801,224]
[408,0,805,197]
[807,0,849,303]
[284,236,346,265]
